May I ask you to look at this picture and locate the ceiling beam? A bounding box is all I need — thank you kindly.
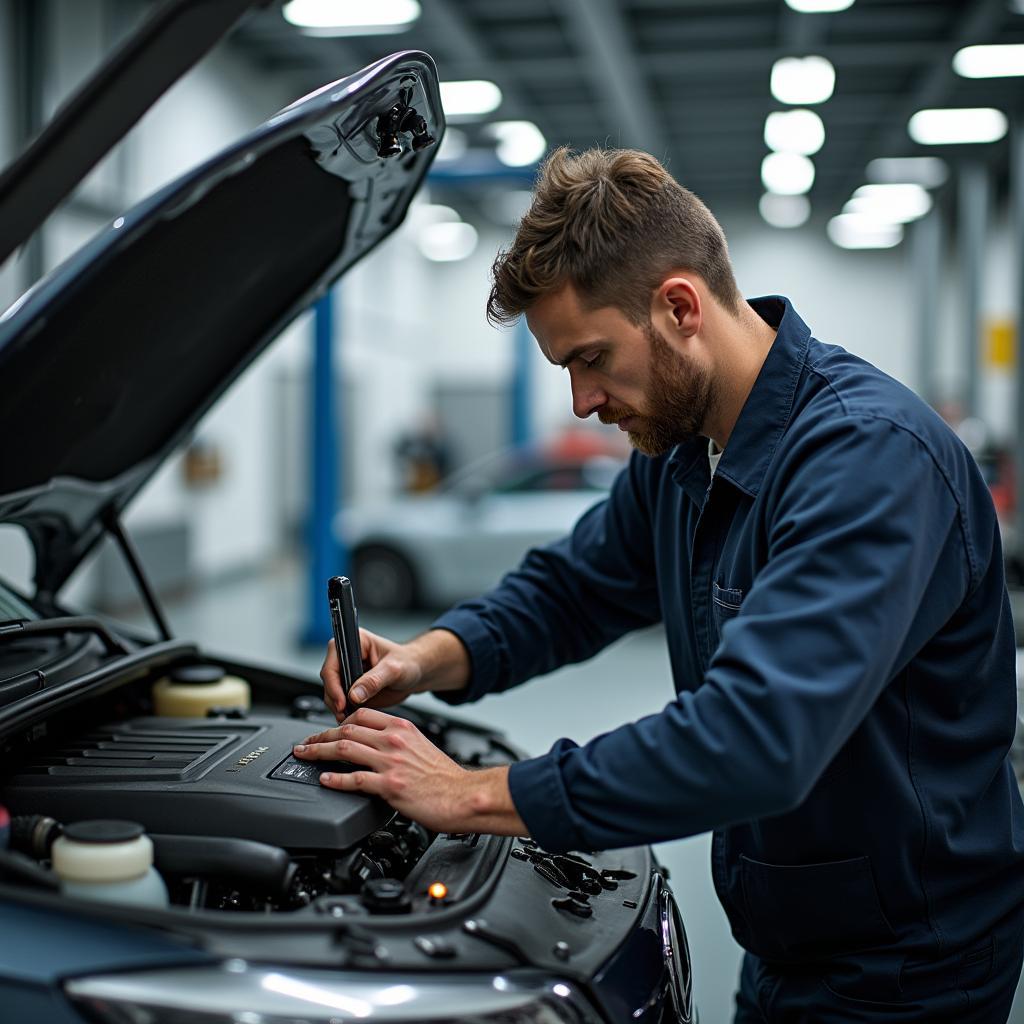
[836,0,1011,208]
[435,40,939,86]
[556,0,669,160]
[420,0,536,123]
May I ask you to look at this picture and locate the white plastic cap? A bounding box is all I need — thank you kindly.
[52,821,154,883]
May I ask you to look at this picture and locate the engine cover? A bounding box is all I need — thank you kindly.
[1,715,390,849]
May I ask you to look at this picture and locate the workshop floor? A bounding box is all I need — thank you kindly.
[132,562,1024,1022]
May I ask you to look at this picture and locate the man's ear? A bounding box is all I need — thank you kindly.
[653,276,702,340]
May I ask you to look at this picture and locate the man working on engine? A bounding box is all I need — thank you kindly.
[293,147,1024,1021]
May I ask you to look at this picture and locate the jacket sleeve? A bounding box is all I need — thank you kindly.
[430,452,663,704]
[507,416,972,852]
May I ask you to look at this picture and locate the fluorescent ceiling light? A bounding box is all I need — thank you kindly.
[866,156,948,188]
[908,108,1007,145]
[407,202,460,230]
[418,221,478,262]
[953,43,1024,78]
[785,0,854,10]
[759,193,811,228]
[844,183,932,223]
[440,80,502,119]
[761,152,815,195]
[283,0,419,34]
[827,214,903,249]
[770,56,835,105]
[764,109,825,155]
[486,121,547,166]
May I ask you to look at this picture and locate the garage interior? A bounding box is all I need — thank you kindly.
[1,0,1024,1019]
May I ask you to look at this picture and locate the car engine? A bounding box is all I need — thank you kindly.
[0,646,516,916]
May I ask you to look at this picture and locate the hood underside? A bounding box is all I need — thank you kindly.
[0,51,443,597]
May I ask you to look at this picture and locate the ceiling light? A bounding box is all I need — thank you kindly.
[866,156,948,188]
[827,214,903,249]
[953,44,1024,78]
[908,108,1007,145]
[785,0,854,10]
[407,202,460,230]
[417,221,478,262]
[761,152,815,195]
[486,121,547,166]
[764,109,825,155]
[439,80,502,119]
[770,56,835,105]
[759,193,811,228]
[282,0,419,35]
[844,183,932,223]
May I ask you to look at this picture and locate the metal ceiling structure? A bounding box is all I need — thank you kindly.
[232,0,1024,222]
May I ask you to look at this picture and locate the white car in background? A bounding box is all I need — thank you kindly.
[338,442,625,610]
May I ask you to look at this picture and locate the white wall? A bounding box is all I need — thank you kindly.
[721,209,915,384]
[407,195,1019,451]
[404,204,924,450]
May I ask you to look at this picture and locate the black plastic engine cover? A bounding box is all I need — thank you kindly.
[0,715,390,849]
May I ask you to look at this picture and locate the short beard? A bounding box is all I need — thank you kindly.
[600,321,716,457]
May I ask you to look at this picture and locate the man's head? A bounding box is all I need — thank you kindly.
[488,147,742,454]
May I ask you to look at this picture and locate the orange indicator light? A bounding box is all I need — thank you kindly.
[428,882,448,900]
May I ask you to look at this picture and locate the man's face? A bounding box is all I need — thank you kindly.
[527,284,715,456]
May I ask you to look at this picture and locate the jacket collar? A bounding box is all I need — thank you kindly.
[668,295,810,500]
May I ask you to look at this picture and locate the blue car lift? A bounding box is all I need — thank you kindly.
[302,162,539,643]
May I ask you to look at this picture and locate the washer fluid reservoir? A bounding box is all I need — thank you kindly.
[152,663,251,717]
[51,820,168,908]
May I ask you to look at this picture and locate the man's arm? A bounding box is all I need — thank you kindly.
[506,416,973,852]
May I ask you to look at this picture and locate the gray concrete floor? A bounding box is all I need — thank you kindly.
[130,562,1024,1022]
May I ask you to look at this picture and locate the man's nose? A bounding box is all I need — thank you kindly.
[570,374,606,420]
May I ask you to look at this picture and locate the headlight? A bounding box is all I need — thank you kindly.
[64,961,603,1023]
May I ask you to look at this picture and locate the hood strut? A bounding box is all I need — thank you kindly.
[103,512,173,642]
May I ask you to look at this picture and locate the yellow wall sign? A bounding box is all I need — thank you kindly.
[986,319,1016,370]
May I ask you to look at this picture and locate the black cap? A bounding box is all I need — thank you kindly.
[63,820,145,844]
[361,877,411,914]
[170,664,225,685]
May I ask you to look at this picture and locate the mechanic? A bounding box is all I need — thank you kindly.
[294,147,1024,1021]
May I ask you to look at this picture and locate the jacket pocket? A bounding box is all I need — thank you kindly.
[740,853,897,961]
[712,582,743,639]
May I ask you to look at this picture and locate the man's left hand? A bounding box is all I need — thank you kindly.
[292,707,528,837]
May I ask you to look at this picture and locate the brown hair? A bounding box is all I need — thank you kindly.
[487,147,741,327]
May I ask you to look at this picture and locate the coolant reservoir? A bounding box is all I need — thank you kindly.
[152,663,250,717]
[51,820,168,908]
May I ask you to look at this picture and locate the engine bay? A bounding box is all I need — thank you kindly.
[0,634,664,995]
[0,644,518,918]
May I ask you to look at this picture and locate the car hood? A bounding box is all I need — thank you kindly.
[0,51,443,597]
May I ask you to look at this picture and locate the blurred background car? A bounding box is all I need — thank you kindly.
[339,432,626,610]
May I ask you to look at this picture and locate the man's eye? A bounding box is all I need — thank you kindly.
[582,353,603,369]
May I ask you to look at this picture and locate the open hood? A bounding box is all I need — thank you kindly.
[0,50,443,598]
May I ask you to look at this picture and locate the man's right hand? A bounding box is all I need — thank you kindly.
[321,629,424,721]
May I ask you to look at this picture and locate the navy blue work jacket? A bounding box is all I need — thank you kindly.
[434,296,1024,963]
